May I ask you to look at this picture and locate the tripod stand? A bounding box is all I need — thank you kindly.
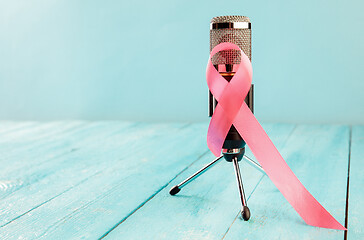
[169,147,265,220]
[169,79,263,220]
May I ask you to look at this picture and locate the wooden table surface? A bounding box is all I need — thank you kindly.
[0,122,362,239]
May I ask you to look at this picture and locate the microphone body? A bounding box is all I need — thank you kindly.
[209,16,254,161]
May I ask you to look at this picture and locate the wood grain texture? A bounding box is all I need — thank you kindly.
[104,123,295,240]
[0,122,135,226]
[347,126,364,239]
[223,125,349,240]
[0,122,37,136]
[0,122,208,239]
[0,122,358,240]
[0,122,86,159]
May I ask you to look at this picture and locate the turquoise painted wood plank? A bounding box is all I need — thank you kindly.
[224,125,349,240]
[0,122,86,164]
[0,122,168,223]
[0,122,85,154]
[0,122,142,225]
[0,123,209,239]
[0,122,77,142]
[0,122,131,174]
[0,122,103,197]
[0,122,37,135]
[104,123,295,240]
[0,122,86,157]
[347,126,364,239]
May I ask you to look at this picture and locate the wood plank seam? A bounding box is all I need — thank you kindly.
[0,123,142,228]
[0,171,103,228]
[99,149,211,239]
[0,122,191,238]
[344,125,352,240]
[0,148,79,202]
[347,126,364,239]
[178,123,192,130]
[0,123,137,202]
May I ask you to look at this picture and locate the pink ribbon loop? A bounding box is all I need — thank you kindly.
[206,42,346,230]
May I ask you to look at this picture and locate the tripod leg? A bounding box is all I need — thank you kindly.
[169,155,223,195]
[243,155,265,174]
[232,157,251,221]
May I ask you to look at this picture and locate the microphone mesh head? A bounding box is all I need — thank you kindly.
[210,15,251,66]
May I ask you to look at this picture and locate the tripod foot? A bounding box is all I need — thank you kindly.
[241,206,251,221]
[168,156,223,196]
[169,185,181,195]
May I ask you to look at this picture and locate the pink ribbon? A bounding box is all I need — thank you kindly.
[206,42,346,230]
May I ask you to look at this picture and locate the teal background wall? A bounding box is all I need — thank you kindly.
[0,0,363,123]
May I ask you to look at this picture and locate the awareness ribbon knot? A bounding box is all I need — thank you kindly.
[206,42,346,230]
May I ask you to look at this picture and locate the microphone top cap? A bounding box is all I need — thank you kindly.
[211,15,250,23]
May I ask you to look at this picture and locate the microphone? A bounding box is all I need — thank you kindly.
[170,15,262,221]
[209,15,254,162]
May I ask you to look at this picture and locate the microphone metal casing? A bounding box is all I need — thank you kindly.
[209,15,253,117]
[208,15,254,158]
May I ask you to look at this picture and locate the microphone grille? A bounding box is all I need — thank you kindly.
[210,15,251,66]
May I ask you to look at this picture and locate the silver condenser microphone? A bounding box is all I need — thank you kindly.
[170,16,263,221]
[209,15,254,161]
